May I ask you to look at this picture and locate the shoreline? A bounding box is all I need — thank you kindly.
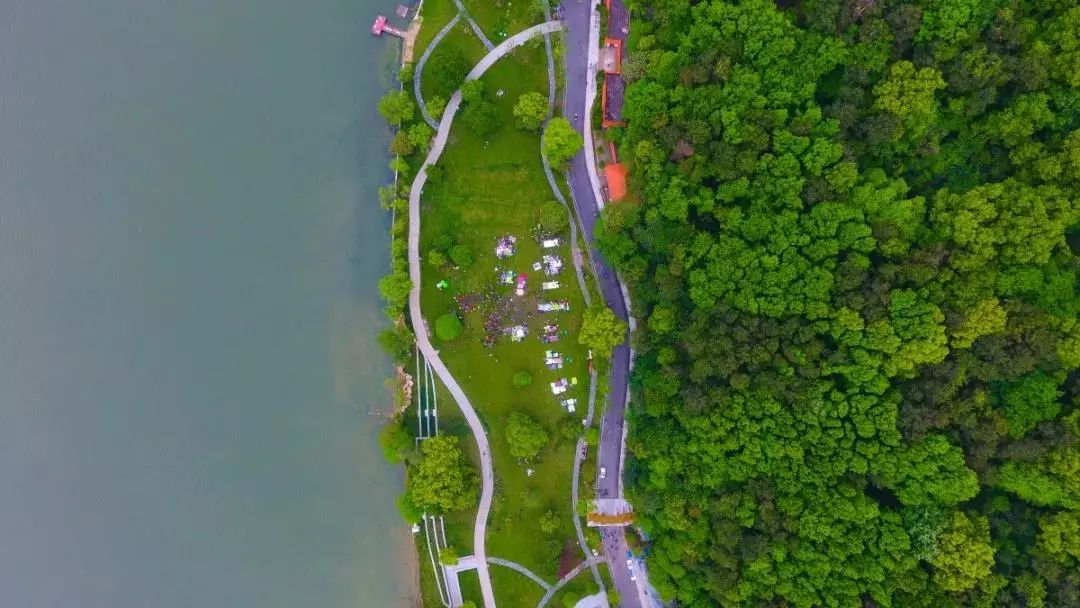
[386,4,424,606]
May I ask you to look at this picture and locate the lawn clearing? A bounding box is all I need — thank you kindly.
[417,38,599,607]
[463,0,546,41]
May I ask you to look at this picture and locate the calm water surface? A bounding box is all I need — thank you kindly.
[0,1,411,606]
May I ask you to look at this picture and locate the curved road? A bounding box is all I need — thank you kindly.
[558,0,641,605]
[408,21,566,608]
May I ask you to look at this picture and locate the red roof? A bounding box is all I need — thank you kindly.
[605,164,628,201]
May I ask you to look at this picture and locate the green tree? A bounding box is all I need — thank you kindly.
[427,249,447,268]
[407,122,434,151]
[377,90,415,126]
[538,200,569,232]
[379,421,413,464]
[514,91,548,130]
[397,491,422,523]
[378,323,414,362]
[428,95,447,120]
[389,130,414,157]
[543,117,584,168]
[929,512,995,592]
[1037,510,1080,565]
[428,48,470,96]
[505,412,549,460]
[579,305,628,359]
[996,371,1062,437]
[405,436,477,513]
[950,298,1006,348]
[873,61,946,125]
[388,156,409,175]
[378,271,412,310]
[449,244,473,268]
[435,314,463,341]
[461,79,484,104]
[462,99,500,136]
[539,510,560,534]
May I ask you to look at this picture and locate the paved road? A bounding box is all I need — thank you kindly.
[558,1,639,606]
[407,22,567,608]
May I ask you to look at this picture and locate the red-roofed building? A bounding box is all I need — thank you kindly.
[605,163,628,202]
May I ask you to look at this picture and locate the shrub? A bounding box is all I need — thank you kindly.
[435,314,463,341]
[439,545,460,566]
[543,117,584,168]
[506,412,550,459]
[389,131,415,156]
[512,371,533,388]
[539,200,569,232]
[449,244,474,268]
[514,91,548,130]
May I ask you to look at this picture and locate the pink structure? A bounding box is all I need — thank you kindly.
[371,14,406,38]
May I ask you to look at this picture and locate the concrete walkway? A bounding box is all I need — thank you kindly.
[407,21,566,608]
[451,0,495,50]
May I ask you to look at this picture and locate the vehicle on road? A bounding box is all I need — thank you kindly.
[599,466,607,479]
[627,558,636,581]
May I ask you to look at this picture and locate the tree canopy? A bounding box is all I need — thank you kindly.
[607,0,1080,605]
[543,117,584,168]
[514,91,548,131]
[377,90,415,126]
[578,305,628,359]
[404,436,477,514]
[505,412,550,460]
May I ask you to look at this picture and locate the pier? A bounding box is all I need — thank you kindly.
[371,15,407,38]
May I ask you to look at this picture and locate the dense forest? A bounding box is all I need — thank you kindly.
[597,0,1080,605]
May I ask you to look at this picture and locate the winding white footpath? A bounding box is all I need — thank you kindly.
[408,21,566,608]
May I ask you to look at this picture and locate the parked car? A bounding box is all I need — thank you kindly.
[599,466,607,479]
[627,558,637,581]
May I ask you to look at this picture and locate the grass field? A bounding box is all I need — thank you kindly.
[462,0,547,39]
[417,33,599,608]
[401,0,601,604]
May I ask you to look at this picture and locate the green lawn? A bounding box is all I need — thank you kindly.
[459,568,484,605]
[462,0,546,40]
[416,38,599,607]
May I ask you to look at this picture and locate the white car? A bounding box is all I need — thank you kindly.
[599,466,607,479]
[627,559,637,581]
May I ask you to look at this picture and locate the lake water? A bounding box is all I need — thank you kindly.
[0,1,412,606]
